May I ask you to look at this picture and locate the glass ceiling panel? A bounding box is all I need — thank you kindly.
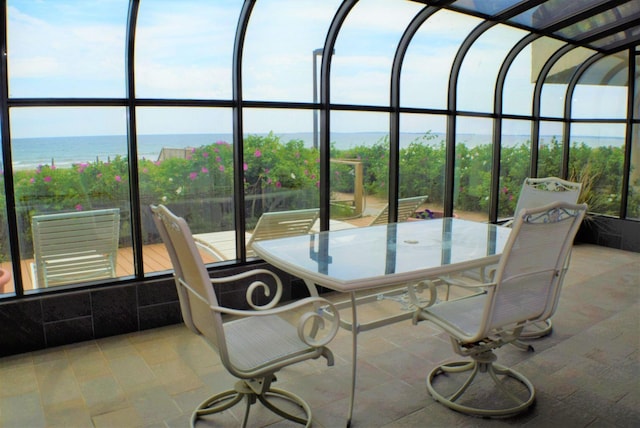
[451,0,524,17]
[588,27,640,51]
[440,1,639,54]
[553,2,640,41]
[509,0,613,29]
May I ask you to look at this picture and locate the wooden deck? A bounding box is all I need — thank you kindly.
[0,243,219,293]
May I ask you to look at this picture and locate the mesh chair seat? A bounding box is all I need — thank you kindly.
[225,315,318,372]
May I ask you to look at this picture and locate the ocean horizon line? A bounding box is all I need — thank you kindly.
[9,132,624,171]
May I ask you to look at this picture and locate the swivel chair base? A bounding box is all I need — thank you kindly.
[192,380,312,427]
[426,351,535,418]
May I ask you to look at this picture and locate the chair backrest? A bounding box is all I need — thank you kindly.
[369,195,428,226]
[150,205,226,352]
[513,177,582,217]
[246,208,319,249]
[31,208,120,287]
[479,201,587,338]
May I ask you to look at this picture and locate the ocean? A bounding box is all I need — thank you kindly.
[8,132,624,171]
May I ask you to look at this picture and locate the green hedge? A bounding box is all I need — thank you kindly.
[1,131,636,260]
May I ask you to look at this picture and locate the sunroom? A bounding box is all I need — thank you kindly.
[0,0,638,358]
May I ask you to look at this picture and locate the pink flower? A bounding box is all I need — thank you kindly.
[186,155,192,160]
[275,181,282,188]
[143,168,149,173]
[201,167,208,173]
[267,178,272,184]
[29,178,35,184]
[316,181,320,188]
[243,163,248,171]
[216,156,221,162]
[264,168,270,174]
[97,173,103,178]
[189,172,198,180]
[254,149,262,158]
[219,165,225,172]
[202,152,209,158]
[115,175,122,182]
[44,176,52,182]
[75,204,83,211]
[501,186,509,194]
[154,161,161,166]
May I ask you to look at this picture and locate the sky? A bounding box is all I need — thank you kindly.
[5,0,628,140]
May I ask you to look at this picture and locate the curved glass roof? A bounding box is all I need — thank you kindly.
[427,0,640,55]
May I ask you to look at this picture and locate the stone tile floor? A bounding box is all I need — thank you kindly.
[0,243,638,427]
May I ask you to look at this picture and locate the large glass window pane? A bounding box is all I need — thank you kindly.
[331,0,422,106]
[629,124,640,220]
[572,54,628,120]
[10,107,132,291]
[399,113,446,215]
[502,40,544,116]
[499,119,532,219]
[569,123,626,216]
[242,0,341,102]
[7,0,128,98]
[135,0,241,99]
[330,111,394,227]
[537,120,565,178]
[401,10,479,110]
[540,47,595,118]
[0,144,14,295]
[241,109,318,259]
[136,107,233,268]
[454,116,492,222]
[457,25,526,113]
[635,55,640,121]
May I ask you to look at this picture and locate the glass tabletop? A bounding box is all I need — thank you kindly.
[252,218,511,292]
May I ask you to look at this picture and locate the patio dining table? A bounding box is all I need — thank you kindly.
[252,218,511,427]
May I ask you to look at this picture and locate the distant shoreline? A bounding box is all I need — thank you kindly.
[8,132,624,171]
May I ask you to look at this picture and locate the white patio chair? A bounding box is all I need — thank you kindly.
[150,204,339,427]
[413,201,587,417]
[31,208,120,288]
[440,177,582,340]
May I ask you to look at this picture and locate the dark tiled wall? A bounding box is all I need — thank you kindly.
[0,263,304,358]
[576,216,640,253]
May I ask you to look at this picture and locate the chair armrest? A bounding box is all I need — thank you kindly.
[209,268,286,310]
[211,296,340,348]
[204,268,339,347]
